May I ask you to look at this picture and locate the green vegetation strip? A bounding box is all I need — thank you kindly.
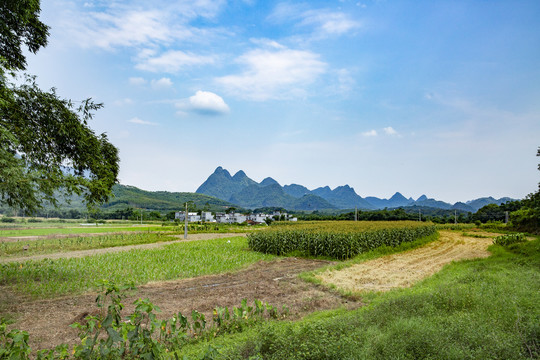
[0,237,276,299]
[0,226,174,238]
[248,221,437,260]
[0,223,255,238]
[0,233,173,257]
[180,237,540,360]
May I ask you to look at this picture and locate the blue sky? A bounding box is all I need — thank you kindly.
[25,0,540,203]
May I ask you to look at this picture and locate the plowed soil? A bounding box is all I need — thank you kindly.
[316,230,493,292]
[2,257,359,351]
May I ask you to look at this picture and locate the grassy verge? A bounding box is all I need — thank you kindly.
[0,237,276,299]
[0,233,175,257]
[179,237,540,359]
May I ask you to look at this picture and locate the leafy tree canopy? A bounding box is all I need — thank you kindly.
[0,0,119,214]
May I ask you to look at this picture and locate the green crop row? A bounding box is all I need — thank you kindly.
[248,221,437,260]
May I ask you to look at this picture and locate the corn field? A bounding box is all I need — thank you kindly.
[248,221,437,260]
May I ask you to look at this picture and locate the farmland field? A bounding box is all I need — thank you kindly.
[1,221,538,359]
[248,220,436,259]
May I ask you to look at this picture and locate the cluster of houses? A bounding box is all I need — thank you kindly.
[174,211,297,224]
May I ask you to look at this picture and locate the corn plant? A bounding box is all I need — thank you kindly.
[248,221,437,260]
[493,233,526,246]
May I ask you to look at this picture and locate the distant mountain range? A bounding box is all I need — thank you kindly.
[196,166,516,212]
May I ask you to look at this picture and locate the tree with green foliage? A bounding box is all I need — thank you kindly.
[0,0,119,214]
[473,203,505,223]
[508,146,540,233]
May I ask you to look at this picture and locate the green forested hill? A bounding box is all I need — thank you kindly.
[101,184,235,211]
[0,184,237,217]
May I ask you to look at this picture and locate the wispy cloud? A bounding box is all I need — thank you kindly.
[268,3,363,38]
[176,90,230,116]
[151,77,173,89]
[300,10,363,37]
[215,43,326,100]
[362,127,400,137]
[136,50,216,73]
[62,1,227,50]
[383,126,398,135]
[128,117,158,126]
[129,77,146,86]
[79,10,174,49]
[362,130,377,137]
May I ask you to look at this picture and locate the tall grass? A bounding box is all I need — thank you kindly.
[0,237,276,298]
[0,226,174,238]
[0,233,172,257]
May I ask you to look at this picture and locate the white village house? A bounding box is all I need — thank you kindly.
[174,211,297,224]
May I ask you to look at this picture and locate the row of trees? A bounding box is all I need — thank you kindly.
[296,208,469,223]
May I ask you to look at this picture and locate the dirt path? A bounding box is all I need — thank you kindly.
[316,230,493,292]
[3,258,358,351]
[0,233,246,264]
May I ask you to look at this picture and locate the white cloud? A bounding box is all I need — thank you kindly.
[136,50,215,73]
[76,10,174,49]
[61,0,227,50]
[268,3,307,22]
[383,126,398,135]
[362,130,378,137]
[268,4,362,38]
[215,44,327,100]
[177,90,230,115]
[151,77,173,89]
[129,77,146,86]
[128,117,158,126]
[334,68,356,93]
[301,10,363,37]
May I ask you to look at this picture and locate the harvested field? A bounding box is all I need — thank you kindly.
[316,230,493,292]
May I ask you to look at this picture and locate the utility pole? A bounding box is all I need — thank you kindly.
[184,202,188,239]
[418,209,421,222]
[454,210,457,224]
[355,206,358,222]
[505,211,509,224]
[140,209,143,225]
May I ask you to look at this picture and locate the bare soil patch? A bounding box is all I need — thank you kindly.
[0,233,246,263]
[3,257,358,351]
[316,230,493,292]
